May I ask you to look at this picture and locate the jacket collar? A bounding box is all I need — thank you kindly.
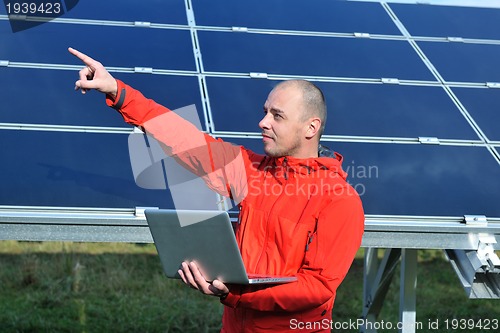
[270,145,347,180]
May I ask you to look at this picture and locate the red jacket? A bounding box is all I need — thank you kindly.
[106,80,365,333]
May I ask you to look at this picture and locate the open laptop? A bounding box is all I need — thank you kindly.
[145,209,297,285]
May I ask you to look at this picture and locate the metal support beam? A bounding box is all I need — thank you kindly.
[362,248,380,331]
[399,249,418,333]
[445,233,500,299]
[361,248,401,332]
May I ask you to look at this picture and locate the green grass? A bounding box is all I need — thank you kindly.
[0,242,498,332]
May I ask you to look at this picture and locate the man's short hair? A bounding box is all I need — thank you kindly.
[275,80,327,138]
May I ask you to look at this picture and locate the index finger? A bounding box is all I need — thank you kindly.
[68,47,98,68]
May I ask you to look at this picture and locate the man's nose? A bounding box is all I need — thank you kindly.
[259,113,271,130]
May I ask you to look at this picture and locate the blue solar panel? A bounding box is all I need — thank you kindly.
[1,0,500,220]
[331,142,500,217]
[62,0,187,25]
[452,87,500,141]
[0,68,204,128]
[391,3,500,40]
[192,0,400,35]
[0,130,174,208]
[198,31,434,80]
[207,77,479,139]
[0,21,195,70]
[418,41,500,83]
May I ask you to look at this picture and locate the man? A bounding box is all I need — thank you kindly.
[69,47,364,332]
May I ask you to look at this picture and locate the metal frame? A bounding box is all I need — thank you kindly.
[1,206,500,333]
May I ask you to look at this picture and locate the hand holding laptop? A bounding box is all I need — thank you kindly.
[178,261,229,298]
[145,209,297,285]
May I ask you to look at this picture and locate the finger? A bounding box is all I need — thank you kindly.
[79,67,93,82]
[212,280,229,294]
[68,47,99,68]
[189,262,214,294]
[181,262,199,290]
[75,79,100,91]
[76,67,92,93]
[178,269,188,285]
[189,262,207,286]
[74,82,87,94]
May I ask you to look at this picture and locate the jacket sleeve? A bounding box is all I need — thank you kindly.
[222,189,365,312]
[106,79,250,201]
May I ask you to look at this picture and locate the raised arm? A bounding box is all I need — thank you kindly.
[68,47,251,203]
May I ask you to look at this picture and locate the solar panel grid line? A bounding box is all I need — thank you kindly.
[197,76,217,134]
[1,62,196,77]
[0,205,137,214]
[195,25,360,38]
[202,72,458,89]
[431,139,486,147]
[485,146,500,166]
[491,146,500,160]
[0,122,134,134]
[193,25,408,42]
[411,36,500,45]
[446,82,495,88]
[2,62,199,78]
[201,72,386,84]
[214,132,423,144]
[185,0,214,134]
[350,0,500,9]
[0,15,190,31]
[214,132,485,147]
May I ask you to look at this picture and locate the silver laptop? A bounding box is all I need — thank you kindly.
[145,209,297,285]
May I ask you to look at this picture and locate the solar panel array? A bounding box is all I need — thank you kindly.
[1,0,500,218]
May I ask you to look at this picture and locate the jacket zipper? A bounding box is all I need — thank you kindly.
[253,157,289,271]
[283,157,288,180]
[305,231,314,251]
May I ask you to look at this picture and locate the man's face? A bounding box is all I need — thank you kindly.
[259,85,307,158]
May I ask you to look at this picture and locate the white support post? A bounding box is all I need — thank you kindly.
[363,248,380,332]
[399,249,418,333]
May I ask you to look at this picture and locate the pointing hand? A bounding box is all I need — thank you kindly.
[68,47,118,98]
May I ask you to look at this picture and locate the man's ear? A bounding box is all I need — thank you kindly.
[305,118,321,139]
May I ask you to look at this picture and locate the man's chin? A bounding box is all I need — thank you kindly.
[264,147,284,158]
